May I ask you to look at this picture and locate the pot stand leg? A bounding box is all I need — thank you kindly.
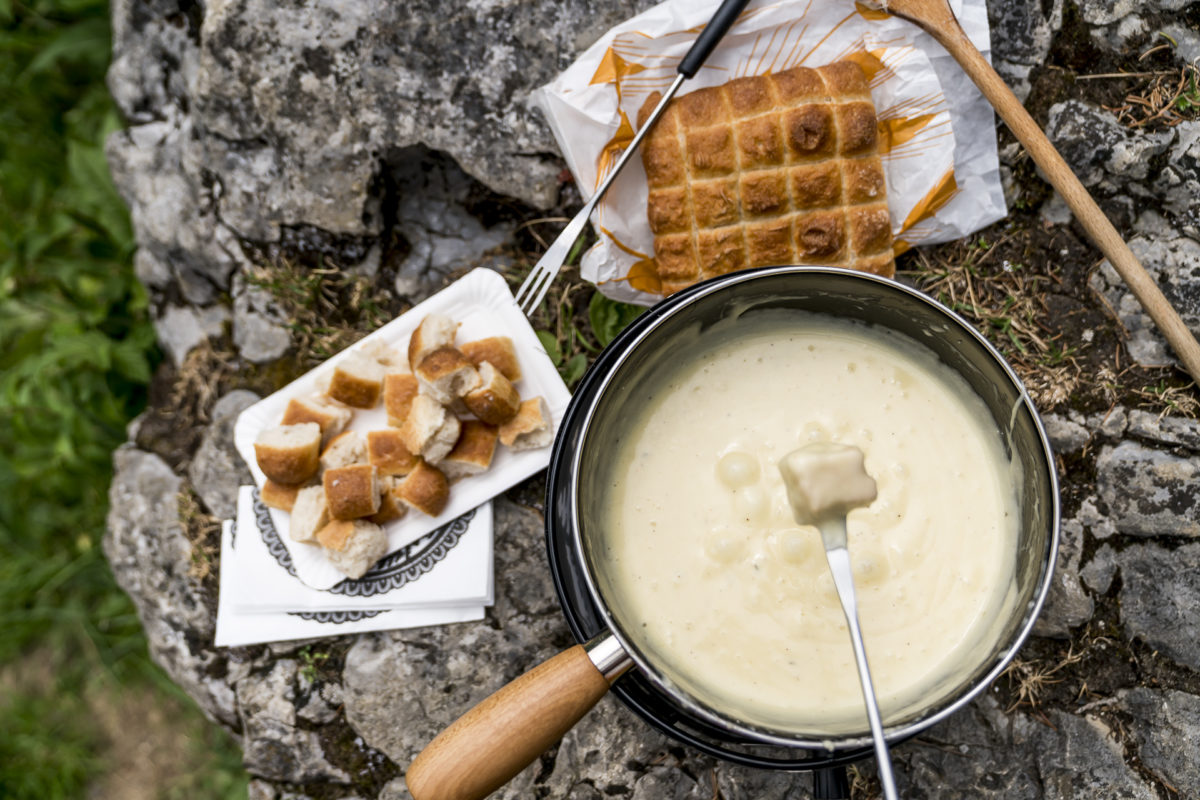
[813,765,851,800]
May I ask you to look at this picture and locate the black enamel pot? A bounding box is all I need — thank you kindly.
[409,266,1060,800]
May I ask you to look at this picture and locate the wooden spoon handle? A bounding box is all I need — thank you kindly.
[912,4,1200,384]
[406,644,611,800]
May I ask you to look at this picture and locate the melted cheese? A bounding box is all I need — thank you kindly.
[599,312,1020,735]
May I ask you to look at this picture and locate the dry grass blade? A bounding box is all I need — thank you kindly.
[1001,645,1087,713]
[901,240,1082,409]
[1102,61,1200,129]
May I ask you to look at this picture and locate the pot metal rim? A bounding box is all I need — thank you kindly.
[564,265,1061,750]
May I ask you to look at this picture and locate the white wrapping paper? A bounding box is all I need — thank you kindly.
[533,0,1005,305]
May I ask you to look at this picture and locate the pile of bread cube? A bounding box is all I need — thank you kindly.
[252,313,553,578]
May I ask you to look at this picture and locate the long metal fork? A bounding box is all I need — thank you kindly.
[514,0,752,314]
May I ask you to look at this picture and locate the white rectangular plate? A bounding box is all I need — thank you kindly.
[234,268,570,589]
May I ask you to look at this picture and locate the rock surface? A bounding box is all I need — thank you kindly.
[103,0,1200,796]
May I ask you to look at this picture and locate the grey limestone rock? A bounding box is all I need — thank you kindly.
[390,151,516,299]
[1119,687,1200,797]
[1033,515,1093,638]
[1116,542,1200,670]
[1089,212,1200,370]
[1081,543,1118,594]
[1155,120,1200,240]
[233,275,293,364]
[1041,413,1090,453]
[1031,711,1154,799]
[188,389,260,519]
[1126,409,1200,451]
[987,0,1063,102]
[236,659,351,784]
[155,304,230,367]
[1045,101,1173,197]
[105,446,239,727]
[1096,440,1200,537]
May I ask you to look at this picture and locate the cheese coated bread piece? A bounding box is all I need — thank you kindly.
[254,423,322,484]
[639,60,894,293]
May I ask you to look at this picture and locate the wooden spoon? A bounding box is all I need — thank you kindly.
[879,0,1200,385]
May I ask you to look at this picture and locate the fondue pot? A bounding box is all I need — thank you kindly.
[407,266,1060,800]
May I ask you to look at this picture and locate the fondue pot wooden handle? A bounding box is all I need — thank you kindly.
[406,644,611,800]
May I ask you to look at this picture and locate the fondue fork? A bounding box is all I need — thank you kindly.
[514,0,752,315]
[816,515,900,800]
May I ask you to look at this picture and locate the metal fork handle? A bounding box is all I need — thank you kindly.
[821,517,899,800]
[516,73,686,313]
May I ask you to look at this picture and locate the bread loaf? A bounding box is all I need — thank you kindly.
[639,60,894,294]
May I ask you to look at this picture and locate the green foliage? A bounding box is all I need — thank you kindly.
[0,0,158,678]
[0,686,102,799]
[588,292,643,348]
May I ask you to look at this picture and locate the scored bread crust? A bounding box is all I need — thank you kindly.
[323,463,382,520]
[460,337,522,383]
[397,459,450,517]
[638,60,894,294]
[463,361,520,425]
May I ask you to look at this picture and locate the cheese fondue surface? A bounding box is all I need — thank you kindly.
[596,311,1020,734]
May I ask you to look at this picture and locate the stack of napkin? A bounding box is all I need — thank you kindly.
[215,485,493,646]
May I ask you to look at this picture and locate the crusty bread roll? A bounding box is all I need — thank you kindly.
[289,485,330,543]
[367,428,419,477]
[460,337,522,382]
[463,361,520,425]
[360,339,409,373]
[407,314,459,369]
[281,395,353,446]
[323,463,382,520]
[320,430,367,473]
[638,60,894,294]
[328,352,385,408]
[416,346,481,405]
[383,373,420,428]
[367,477,408,525]
[398,394,461,464]
[396,459,450,517]
[441,420,498,482]
[254,423,322,484]
[498,396,553,450]
[316,519,388,579]
[261,479,303,512]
